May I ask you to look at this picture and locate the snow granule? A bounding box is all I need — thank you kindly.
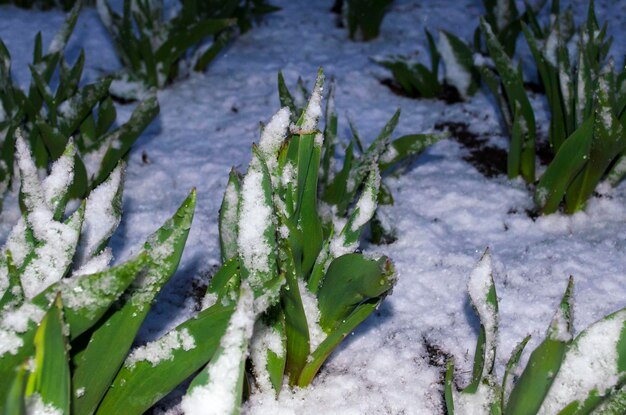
[125,328,196,368]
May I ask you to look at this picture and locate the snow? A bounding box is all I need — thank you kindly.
[0,303,45,356]
[237,155,274,288]
[126,328,196,368]
[74,163,123,269]
[259,107,291,175]
[297,279,326,353]
[438,31,472,99]
[25,393,63,415]
[250,320,284,392]
[538,310,626,414]
[0,0,625,413]
[300,73,324,132]
[181,283,255,415]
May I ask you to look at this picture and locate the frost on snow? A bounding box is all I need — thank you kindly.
[538,310,626,414]
[125,328,196,368]
[181,283,255,415]
[438,31,472,99]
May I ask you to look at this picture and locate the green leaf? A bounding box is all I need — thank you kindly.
[438,30,479,97]
[565,77,626,213]
[219,169,242,263]
[71,190,196,415]
[96,301,235,415]
[538,306,626,414]
[31,253,146,340]
[3,363,26,415]
[281,245,310,384]
[182,283,254,415]
[379,133,443,173]
[25,295,70,415]
[297,299,379,387]
[535,116,594,214]
[445,359,455,415]
[277,71,298,121]
[317,254,394,331]
[504,277,574,415]
[91,92,159,189]
[501,335,531,412]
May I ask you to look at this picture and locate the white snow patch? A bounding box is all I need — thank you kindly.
[438,31,472,99]
[181,283,255,415]
[538,310,626,414]
[125,328,196,368]
[26,393,63,415]
[298,279,326,353]
[250,320,284,393]
[237,157,273,288]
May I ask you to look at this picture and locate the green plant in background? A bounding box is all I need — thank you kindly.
[97,0,278,99]
[478,0,522,57]
[338,0,392,41]
[0,132,201,412]
[0,2,159,204]
[445,251,626,414]
[479,18,537,184]
[375,29,479,101]
[278,71,442,242]
[479,2,626,214]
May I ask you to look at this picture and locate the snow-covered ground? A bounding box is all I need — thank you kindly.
[1,0,625,413]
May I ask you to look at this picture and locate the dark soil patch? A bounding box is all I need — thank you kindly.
[524,81,545,94]
[434,121,507,178]
[189,264,220,311]
[422,337,453,414]
[379,79,462,104]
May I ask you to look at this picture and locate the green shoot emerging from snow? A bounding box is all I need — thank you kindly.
[445,250,626,415]
[97,0,278,99]
[0,2,159,204]
[0,133,199,414]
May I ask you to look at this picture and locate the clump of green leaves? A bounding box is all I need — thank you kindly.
[0,133,198,413]
[97,0,278,99]
[150,69,396,412]
[445,251,626,414]
[337,0,393,41]
[0,2,159,204]
[479,2,626,214]
[375,29,479,101]
[278,70,442,241]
